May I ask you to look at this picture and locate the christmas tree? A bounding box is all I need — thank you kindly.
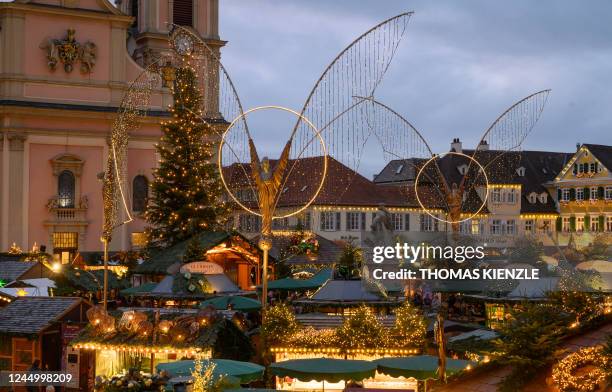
[146,66,229,246]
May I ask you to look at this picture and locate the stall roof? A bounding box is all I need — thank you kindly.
[149,273,240,297]
[507,277,560,299]
[308,279,386,302]
[0,261,38,282]
[265,268,332,291]
[134,231,262,276]
[0,297,84,335]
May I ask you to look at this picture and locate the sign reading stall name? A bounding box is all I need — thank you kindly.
[180,261,223,275]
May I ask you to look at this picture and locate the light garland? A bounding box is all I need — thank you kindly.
[73,342,209,357]
[520,214,558,220]
[313,205,444,213]
[270,347,420,355]
[486,184,522,189]
[552,346,609,392]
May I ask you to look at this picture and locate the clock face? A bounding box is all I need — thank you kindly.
[173,33,193,56]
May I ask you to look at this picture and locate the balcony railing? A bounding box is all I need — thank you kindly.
[46,196,88,222]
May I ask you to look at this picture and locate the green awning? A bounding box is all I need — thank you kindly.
[269,358,376,383]
[199,296,262,312]
[374,355,474,380]
[120,282,158,295]
[157,359,264,384]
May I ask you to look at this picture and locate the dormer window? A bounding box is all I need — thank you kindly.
[528,193,537,204]
[395,164,404,174]
[457,164,468,175]
[516,167,526,177]
[539,193,547,203]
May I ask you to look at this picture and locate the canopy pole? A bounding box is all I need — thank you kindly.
[102,237,109,310]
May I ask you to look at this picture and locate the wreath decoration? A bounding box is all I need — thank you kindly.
[552,346,610,392]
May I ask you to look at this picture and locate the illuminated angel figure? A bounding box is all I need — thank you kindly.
[248,137,292,237]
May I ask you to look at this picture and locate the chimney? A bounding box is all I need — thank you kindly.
[576,143,581,151]
[477,140,489,151]
[450,138,462,153]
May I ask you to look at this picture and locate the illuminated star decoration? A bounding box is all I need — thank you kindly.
[16,289,28,297]
[0,279,6,288]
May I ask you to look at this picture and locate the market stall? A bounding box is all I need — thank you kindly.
[70,306,254,383]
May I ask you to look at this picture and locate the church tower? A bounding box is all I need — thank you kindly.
[119,0,224,66]
[119,0,224,119]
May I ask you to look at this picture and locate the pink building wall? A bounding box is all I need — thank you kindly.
[28,144,105,251]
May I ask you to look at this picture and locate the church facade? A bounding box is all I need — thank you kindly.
[0,0,221,263]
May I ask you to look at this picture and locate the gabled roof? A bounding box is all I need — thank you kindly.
[134,231,243,275]
[225,156,444,209]
[0,297,85,335]
[376,149,572,214]
[0,261,38,282]
[256,234,343,265]
[583,144,612,172]
[309,279,385,302]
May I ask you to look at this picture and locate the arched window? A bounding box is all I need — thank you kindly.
[173,0,193,26]
[132,175,149,213]
[58,170,75,208]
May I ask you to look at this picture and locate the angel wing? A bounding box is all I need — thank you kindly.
[104,62,163,238]
[276,12,414,209]
[358,97,450,211]
[460,90,551,191]
[107,24,256,236]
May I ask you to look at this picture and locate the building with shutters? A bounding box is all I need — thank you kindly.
[550,143,612,246]
[0,0,221,263]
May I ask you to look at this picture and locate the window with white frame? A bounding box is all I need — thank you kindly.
[606,186,612,200]
[590,187,598,201]
[507,189,517,204]
[562,188,570,201]
[471,219,481,235]
[490,220,502,235]
[272,217,289,230]
[505,220,516,235]
[539,220,552,233]
[562,217,571,232]
[591,218,599,232]
[346,212,365,231]
[391,213,408,231]
[420,214,435,232]
[525,220,534,232]
[539,193,548,203]
[576,188,584,201]
[239,214,261,232]
[491,189,502,204]
[320,211,340,231]
[460,220,470,234]
[607,216,612,232]
[297,212,311,230]
[576,216,584,232]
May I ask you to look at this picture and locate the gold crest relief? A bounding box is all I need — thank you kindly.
[39,29,97,74]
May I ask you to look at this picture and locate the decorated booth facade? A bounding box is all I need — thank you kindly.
[70,306,254,383]
[131,231,267,296]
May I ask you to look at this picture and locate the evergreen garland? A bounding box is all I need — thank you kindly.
[146,67,230,247]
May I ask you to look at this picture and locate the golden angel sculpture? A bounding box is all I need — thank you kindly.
[248,137,293,238]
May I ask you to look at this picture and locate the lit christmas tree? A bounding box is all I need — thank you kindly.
[146,67,229,246]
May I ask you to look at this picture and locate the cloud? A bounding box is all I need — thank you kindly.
[220,0,612,177]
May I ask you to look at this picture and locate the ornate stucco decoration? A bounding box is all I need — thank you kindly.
[40,29,97,73]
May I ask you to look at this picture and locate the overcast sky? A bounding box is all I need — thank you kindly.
[218,0,612,177]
